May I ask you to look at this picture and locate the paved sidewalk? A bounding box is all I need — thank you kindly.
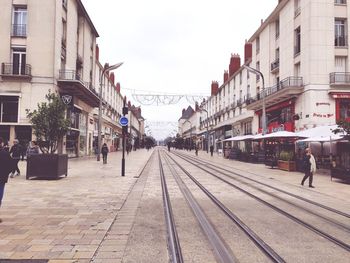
[179,149,350,202]
[0,149,153,262]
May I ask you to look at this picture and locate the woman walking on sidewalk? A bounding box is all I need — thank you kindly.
[101,143,109,164]
[0,138,14,223]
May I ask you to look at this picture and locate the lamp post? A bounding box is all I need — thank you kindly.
[183,119,193,150]
[97,62,123,161]
[200,108,209,153]
[243,65,267,135]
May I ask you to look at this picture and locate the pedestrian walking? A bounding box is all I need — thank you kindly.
[167,142,171,152]
[210,145,214,157]
[195,144,198,156]
[0,138,14,223]
[26,141,39,158]
[101,143,109,164]
[9,139,22,177]
[301,148,316,188]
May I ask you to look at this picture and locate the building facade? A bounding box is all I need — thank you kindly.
[189,0,350,152]
[0,0,144,157]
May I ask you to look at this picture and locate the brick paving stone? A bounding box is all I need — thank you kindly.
[0,150,153,261]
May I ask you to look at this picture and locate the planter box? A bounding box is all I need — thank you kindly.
[331,167,350,182]
[26,154,68,180]
[278,160,296,172]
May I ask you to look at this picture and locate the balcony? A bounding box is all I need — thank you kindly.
[12,24,26,37]
[247,77,303,111]
[58,70,100,107]
[1,63,31,79]
[329,72,350,87]
[270,59,279,73]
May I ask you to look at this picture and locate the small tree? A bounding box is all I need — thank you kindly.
[333,119,350,141]
[27,92,70,154]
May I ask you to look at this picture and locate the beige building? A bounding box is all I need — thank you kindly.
[198,0,350,151]
[0,0,144,156]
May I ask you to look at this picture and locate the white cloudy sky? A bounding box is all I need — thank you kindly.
[82,0,278,139]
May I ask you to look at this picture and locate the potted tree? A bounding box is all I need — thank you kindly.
[278,151,296,172]
[26,92,70,179]
[331,120,350,181]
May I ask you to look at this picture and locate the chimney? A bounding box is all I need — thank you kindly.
[229,54,241,77]
[244,41,253,63]
[128,101,131,108]
[182,108,186,116]
[96,44,99,61]
[223,70,229,83]
[211,81,219,96]
[110,72,115,85]
[116,82,121,93]
[138,108,141,116]
[195,102,199,111]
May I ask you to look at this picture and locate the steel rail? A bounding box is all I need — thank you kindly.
[158,150,184,263]
[174,151,350,219]
[165,151,286,263]
[171,151,350,253]
[162,152,237,263]
[173,152,350,232]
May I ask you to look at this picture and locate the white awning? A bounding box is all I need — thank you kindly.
[297,135,344,142]
[262,131,299,139]
[223,134,255,141]
[296,125,339,138]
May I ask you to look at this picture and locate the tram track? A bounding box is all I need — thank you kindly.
[174,151,350,219]
[160,150,285,263]
[168,150,350,253]
[172,151,350,233]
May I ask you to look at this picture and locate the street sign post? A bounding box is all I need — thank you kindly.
[121,97,128,177]
[119,116,129,126]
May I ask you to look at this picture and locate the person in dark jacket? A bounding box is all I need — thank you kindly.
[9,139,22,177]
[301,148,315,188]
[0,138,14,223]
[101,143,109,164]
[210,145,214,157]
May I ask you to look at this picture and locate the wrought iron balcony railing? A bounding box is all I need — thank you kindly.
[1,63,31,76]
[246,77,303,105]
[330,72,350,84]
[12,24,26,37]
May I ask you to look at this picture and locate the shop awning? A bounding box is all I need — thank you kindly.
[223,135,255,141]
[297,135,344,142]
[251,131,300,140]
[296,125,339,138]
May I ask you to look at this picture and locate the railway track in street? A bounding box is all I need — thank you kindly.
[168,150,350,255]
[173,151,350,219]
[160,150,285,263]
[172,151,350,233]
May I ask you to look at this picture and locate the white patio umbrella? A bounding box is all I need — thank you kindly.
[262,131,300,139]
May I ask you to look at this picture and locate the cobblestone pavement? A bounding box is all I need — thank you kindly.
[0,148,348,262]
[0,149,153,262]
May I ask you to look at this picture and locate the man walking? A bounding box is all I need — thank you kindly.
[101,143,109,164]
[0,138,14,223]
[301,148,316,188]
[9,139,22,177]
[210,145,214,157]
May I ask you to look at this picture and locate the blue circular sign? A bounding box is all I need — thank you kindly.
[119,116,129,126]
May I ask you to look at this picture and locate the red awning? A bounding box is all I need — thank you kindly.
[331,92,350,99]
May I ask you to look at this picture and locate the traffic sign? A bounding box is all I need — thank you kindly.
[119,116,129,126]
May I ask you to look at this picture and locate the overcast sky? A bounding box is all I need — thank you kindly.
[82,0,278,139]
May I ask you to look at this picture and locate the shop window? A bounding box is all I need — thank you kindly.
[0,96,19,122]
[67,108,80,129]
[339,100,350,119]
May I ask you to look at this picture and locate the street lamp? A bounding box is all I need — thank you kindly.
[183,119,193,150]
[97,62,123,161]
[243,65,267,135]
[200,108,209,153]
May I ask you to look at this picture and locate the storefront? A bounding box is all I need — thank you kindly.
[333,93,350,122]
[256,99,295,133]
